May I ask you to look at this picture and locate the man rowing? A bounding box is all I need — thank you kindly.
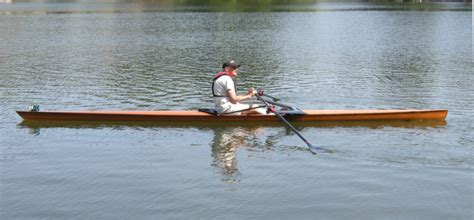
[212,60,266,115]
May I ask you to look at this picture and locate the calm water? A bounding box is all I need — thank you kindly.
[1,2,473,219]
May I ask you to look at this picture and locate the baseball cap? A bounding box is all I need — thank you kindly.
[222,60,241,69]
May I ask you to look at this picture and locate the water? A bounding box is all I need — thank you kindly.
[1,2,473,219]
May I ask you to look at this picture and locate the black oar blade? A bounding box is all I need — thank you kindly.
[308,144,332,154]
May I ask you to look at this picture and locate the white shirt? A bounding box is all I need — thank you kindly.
[213,75,235,113]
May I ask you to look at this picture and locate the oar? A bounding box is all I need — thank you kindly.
[257,90,280,102]
[255,93,329,154]
[247,86,280,101]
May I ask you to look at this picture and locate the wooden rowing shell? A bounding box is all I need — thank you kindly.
[16,109,448,122]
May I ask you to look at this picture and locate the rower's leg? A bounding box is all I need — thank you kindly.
[241,104,266,115]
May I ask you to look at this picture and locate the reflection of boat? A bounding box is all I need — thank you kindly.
[17,119,447,131]
[16,109,448,122]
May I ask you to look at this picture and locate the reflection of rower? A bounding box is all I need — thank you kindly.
[210,127,264,183]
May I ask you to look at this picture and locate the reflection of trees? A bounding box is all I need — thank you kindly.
[98,9,283,109]
[372,13,438,107]
[8,0,332,4]
[191,12,282,96]
[16,0,469,4]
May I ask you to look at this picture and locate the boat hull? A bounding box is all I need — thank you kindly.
[16,109,448,122]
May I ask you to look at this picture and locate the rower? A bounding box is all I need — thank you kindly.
[212,60,266,116]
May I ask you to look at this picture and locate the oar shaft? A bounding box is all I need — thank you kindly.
[272,109,311,145]
[263,94,280,102]
[256,94,311,147]
[265,100,294,109]
[255,89,280,101]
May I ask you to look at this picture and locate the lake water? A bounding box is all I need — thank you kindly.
[1,2,473,219]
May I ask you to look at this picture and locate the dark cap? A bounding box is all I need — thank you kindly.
[222,60,240,69]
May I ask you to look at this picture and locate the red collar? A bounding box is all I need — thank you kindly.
[214,71,232,78]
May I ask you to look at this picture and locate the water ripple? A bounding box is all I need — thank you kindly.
[1,7,472,220]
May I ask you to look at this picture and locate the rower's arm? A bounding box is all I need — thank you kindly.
[227,89,253,104]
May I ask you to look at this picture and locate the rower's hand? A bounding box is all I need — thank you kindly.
[247,88,257,96]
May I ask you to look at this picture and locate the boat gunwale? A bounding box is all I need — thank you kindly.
[16,109,448,121]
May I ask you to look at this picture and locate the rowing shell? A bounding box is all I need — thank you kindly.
[16,109,448,122]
